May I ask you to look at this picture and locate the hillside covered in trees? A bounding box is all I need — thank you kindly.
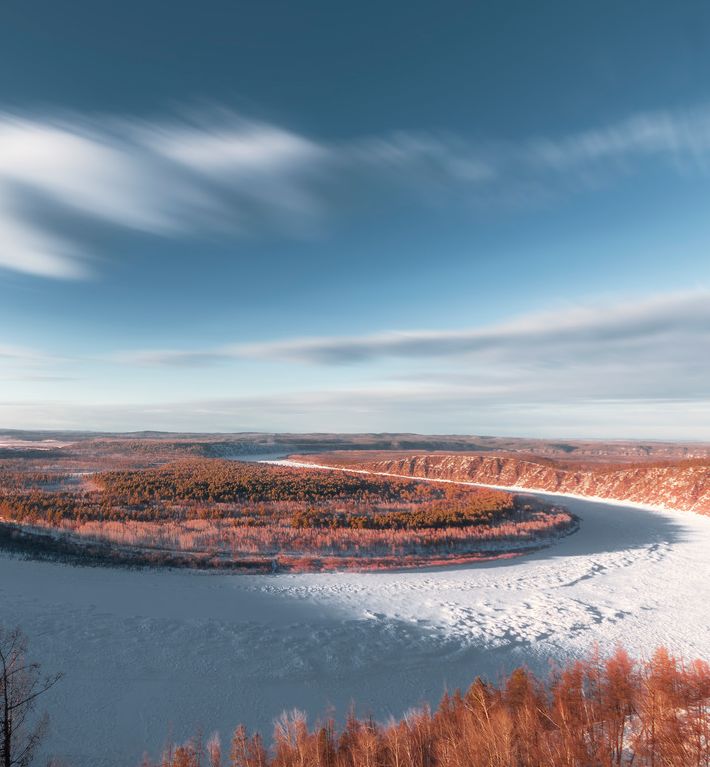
[293,452,710,516]
[0,459,574,571]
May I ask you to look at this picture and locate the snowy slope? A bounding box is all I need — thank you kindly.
[1,491,708,766]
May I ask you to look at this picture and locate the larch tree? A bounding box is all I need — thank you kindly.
[0,626,62,767]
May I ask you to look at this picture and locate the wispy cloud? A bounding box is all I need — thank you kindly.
[4,105,710,279]
[3,289,710,435]
[0,341,75,384]
[528,109,710,169]
[122,288,710,363]
[0,112,327,278]
[0,341,56,363]
[2,391,709,440]
[114,290,710,407]
[0,115,190,278]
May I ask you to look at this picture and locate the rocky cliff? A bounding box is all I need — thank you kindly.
[329,454,710,515]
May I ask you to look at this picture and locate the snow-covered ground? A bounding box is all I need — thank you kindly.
[1,491,709,767]
[0,438,71,450]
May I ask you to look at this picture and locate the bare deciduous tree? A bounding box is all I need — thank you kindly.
[0,626,62,767]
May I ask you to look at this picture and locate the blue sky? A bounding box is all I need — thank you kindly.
[1,1,710,437]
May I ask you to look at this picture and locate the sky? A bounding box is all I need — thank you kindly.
[1,0,710,438]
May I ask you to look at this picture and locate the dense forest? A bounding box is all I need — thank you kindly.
[0,460,575,571]
[148,646,710,767]
[1,460,513,525]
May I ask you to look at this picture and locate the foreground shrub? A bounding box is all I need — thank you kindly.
[147,647,710,767]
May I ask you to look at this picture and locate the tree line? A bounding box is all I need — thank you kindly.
[150,646,710,767]
[96,461,444,505]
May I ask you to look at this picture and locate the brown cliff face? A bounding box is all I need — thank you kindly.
[324,455,710,515]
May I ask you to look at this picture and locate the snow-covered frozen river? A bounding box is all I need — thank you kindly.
[1,491,709,767]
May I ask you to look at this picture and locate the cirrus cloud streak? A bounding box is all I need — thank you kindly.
[114,290,710,408]
[4,104,710,278]
[122,289,710,365]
